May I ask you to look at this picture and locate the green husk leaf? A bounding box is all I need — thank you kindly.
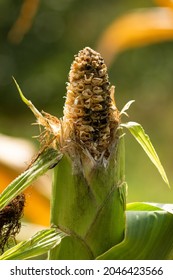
[0,229,65,260]
[49,129,126,259]
[121,121,170,187]
[0,148,62,210]
[97,209,173,260]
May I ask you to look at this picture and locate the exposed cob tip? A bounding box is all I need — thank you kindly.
[15,47,120,162]
[63,47,120,161]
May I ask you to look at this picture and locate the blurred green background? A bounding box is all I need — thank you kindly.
[0,0,173,203]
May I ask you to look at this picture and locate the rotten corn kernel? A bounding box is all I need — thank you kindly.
[63,47,120,160]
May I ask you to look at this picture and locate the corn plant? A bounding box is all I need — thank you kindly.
[0,47,173,260]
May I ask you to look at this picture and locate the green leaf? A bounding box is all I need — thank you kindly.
[0,229,65,260]
[0,148,62,211]
[121,121,170,187]
[126,202,162,211]
[97,209,173,260]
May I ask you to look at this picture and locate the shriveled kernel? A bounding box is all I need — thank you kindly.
[78,125,94,132]
[83,55,92,64]
[76,83,85,92]
[74,96,84,106]
[84,99,91,108]
[93,86,103,94]
[92,77,103,86]
[82,89,93,98]
[99,68,107,77]
[73,108,84,116]
[92,104,103,111]
[84,73,94,84]
[79,131,91,140]
[92,95,104,103]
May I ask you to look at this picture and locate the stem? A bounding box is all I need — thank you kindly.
[49,129,126,259]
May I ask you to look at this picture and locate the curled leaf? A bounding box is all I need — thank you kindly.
[121,121,170,187]
[120,100,135,117]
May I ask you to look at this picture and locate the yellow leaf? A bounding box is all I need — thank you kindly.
[97,7,173,66]
[155,0,173,9]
